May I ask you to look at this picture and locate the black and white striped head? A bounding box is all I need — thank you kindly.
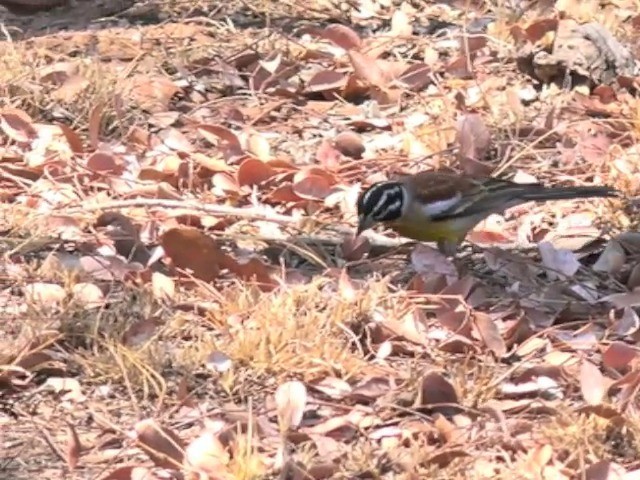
[356,181,406,236]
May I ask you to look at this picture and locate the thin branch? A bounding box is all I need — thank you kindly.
[54,198,301,225]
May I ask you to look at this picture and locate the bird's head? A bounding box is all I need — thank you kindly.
[356,181,406,236]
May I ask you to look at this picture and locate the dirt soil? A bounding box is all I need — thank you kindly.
[2,0,640,479]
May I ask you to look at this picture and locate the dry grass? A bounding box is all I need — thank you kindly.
[2,0,640,478]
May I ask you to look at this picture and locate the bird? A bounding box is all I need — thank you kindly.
[356,171,619,257]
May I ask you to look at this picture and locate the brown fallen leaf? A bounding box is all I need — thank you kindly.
[472,312,507,357]
[0,108,37,143]
[160,227,222,282]
[416,371,461,416]
[65,421,81,471]
[134,419,184,470]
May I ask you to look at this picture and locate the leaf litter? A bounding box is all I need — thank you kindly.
[2,0,640,479]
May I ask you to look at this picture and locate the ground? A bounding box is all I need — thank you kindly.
[1,0,640,479]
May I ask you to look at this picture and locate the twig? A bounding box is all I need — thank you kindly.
[54,198,301,225]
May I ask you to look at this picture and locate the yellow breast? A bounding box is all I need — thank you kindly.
[387,212,486,243]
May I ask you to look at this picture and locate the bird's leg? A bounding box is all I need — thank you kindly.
[437,238,459,259]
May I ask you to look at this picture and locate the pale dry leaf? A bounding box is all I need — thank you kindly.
[151,272,175,302]
[71,282,105,308]
[184,430,230,478]
[275,381,307,431]
[592,240,626,275]
[347,50,389,88]
[41,377,85,402]
[24,282,67,309]
[390,9,413,36]
[472,312,506,357]
[247,132,272,160]
[310,377,352,399]
[99,466,160,480]
[539,241,581,280]
[410,244,458,284]
[580,359,607,406]
[600,288,640,308]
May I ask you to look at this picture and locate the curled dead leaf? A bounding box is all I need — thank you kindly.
[0,108,37,143]
[318,24,362,50]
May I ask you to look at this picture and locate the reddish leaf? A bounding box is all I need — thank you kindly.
[236,158,277,187]
[334,131,365,159]
[305,70,348,94]
[398,62,432,91]
[0,108,37,143]
[196,124,243,152]
[57,123,84,154]
[292,174,333,200]
[319,24,362,50]
[134,419,184,470]
[65,421,81,470]
[524,18,558,43]
[87,152,123,175]
[88,102,104,150]
[161,228,222,282]
[266,184,301,203]
[602,342,639,372]
[340,235,370,261]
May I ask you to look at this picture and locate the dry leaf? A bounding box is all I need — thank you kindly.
[319,24,362,50]
[592,240,626,275]
[65,421,81,470]
[184,430,230,477]
[334,131,365,159]
[161,228,222,282]
[580,359,607,406]
[275,380,307,431]
[348,50,389,88]
[151,272,175,302]
[539,241,581,280]
[472,312,506,357]
[134,419,184,470]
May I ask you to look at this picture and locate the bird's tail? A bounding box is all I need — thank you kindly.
[520,185,620,202]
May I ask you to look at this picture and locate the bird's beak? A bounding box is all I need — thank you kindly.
[356,215,370,237]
